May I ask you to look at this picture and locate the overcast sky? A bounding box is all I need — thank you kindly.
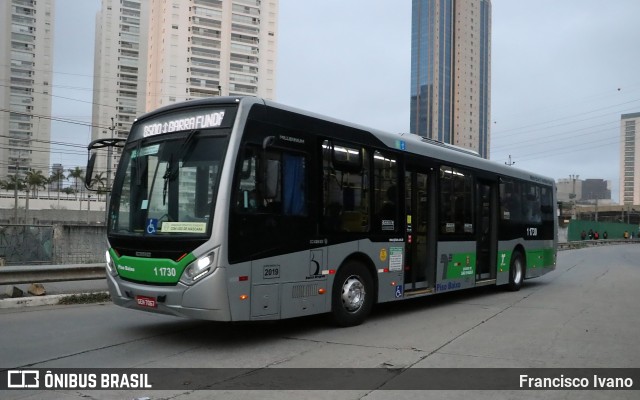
[51,0,640,202]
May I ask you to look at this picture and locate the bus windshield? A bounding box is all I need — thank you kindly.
[109,134,227,237]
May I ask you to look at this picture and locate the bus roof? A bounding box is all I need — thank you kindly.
[132,96,555,187]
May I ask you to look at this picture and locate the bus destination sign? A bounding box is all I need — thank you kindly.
[142,110,226,138]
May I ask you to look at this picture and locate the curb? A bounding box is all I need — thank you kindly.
[0,291,110,310]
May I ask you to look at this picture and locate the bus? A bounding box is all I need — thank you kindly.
[86,96,557,327]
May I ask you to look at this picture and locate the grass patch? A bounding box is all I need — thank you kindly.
[58,292,111,305]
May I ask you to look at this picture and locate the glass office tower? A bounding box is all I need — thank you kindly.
[410,0,491,158]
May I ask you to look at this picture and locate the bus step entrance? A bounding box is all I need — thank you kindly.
[404,288,434,297]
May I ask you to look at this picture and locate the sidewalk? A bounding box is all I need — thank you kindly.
[0,279,108,309]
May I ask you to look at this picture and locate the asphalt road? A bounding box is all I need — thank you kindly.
[1,244,639,400]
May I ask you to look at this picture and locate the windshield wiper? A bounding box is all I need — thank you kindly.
[162,154,173,206]
[176,129,199,172]
[161,130,199,206]
[135,140,143,186]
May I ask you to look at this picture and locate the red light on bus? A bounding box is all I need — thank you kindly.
[239,294,249,300]
[239,276,249,281]
[391,281,397,286]
[318,288,326,295]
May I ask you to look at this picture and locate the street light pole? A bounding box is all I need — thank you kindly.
[569,174,579,219]
[13,151,22,224]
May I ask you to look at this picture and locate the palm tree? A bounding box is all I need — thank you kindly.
[24,169,47,216]
[25,170,47,198]
[3,174,26,223]
[61,187,75,199]
[50,168,66,203]
[0,175,25,191]
[92,172,107,201]
[68,166,84,199]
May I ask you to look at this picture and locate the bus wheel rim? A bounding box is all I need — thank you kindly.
[514,258,523,283]
[341,276,365,312]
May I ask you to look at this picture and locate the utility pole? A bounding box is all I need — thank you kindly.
[569,174,579,220]
[505,155,516,166]
[105,117,115,217]
[13,160,19,224]
[13,149,24,224]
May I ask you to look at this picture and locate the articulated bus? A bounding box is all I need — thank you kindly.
[86,96,557,327]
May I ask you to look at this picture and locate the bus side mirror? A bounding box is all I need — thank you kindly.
[85,152,97,189]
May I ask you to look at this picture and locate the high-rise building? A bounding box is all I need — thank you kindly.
[0,0,54,179]
[582,179,611,203]
[145,0,279,110]
[91,0,149,187]
[91,0,279,187]
[410,0,491,158]
[620,112,640,205]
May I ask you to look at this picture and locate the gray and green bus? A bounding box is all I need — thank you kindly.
[87,96,557,326]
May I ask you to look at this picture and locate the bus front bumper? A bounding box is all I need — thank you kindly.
[106,267,232,321]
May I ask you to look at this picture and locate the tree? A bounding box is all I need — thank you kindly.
[68,167,84,199]
[23,169,47,218]
[51,169,66,190]
[25,169,47,198]
[0,175,25,191]
[3,174,26,224]
[92,172,106,201]
[92,171,106,189]
[61,187,75,198]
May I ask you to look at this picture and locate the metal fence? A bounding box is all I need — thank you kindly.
[0,225,53,265]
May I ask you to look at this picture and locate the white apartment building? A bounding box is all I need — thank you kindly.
[91,0,149,186]
[620,112,640,205]
[91,0,278,187]
[0,0,54,179]
[145,0,278,110]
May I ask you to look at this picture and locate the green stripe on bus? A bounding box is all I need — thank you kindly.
[525,248,555,269]
[110,249,196,284]
[497,248,555,272]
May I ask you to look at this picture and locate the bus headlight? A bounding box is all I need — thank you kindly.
[181,251,217,285]
[105,250,117,276]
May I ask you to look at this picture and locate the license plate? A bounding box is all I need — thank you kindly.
[136,295,157,308]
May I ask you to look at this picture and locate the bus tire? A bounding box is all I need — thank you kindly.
[507,251,524,291]
[330,261,374,327]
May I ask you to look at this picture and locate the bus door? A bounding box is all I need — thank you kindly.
[476,179,497,282]
[404,168,435,291]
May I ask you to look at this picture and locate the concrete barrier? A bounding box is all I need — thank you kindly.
[1,240,638,286]
[0,263,104,285]
[558,239,640,250]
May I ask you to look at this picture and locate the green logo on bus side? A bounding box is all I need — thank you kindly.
[109,249,196,284]
[446,252,477,279]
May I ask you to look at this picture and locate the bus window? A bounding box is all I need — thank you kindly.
[322,140,369,233]
[523,184,541,224]
[500,181,522,222]
[236,147,260,212]
[235,147,307,216]
[440,166,474,235]
[373,151,398,232]
[540,186,554,222]
[282,153,306,216]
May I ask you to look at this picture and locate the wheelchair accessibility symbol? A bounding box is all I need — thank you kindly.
[146,218,158,235]
[395,284,403,298]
